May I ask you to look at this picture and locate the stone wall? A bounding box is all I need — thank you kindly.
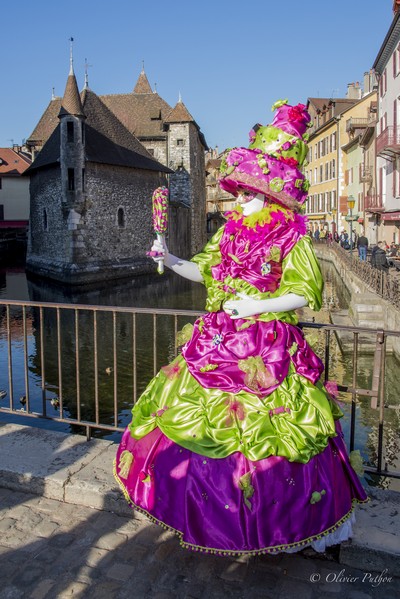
[140,139,168,168]
[168,122,207,255]
[168,202,191,259]
[27,162,170,284]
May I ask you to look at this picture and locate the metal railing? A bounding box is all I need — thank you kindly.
[346,117,370,132]
[316,240,400,308]
[365,191,383,212]
[0,299,399,481]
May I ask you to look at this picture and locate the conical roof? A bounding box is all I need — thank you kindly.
[27,88,171,174]
[59,67,85,117]
[133,69,153,94]
[164,100,195,123]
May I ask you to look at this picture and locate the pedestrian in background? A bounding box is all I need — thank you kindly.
[374,241,389,271]
[357,234,368,262]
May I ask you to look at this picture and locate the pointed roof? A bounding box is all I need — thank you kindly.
[27,69,207,149]
[59,67,85,117]
[27,97,63,146]
[101,91,172,138]
[133,69,153,94]
[164,100,195,124]
[27,89,172,174]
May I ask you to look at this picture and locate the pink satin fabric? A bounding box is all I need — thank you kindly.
[182,312,323,396]
[116,420,367,553]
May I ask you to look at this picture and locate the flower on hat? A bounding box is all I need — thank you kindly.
[288,104,307,123]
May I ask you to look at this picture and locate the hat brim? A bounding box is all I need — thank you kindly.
[219,170,304,212]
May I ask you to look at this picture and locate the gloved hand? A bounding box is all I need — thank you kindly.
[224,292,307,319]
[147,237,168,267]
[147,238,203,283]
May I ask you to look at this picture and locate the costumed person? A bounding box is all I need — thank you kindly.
[115,100,368,555]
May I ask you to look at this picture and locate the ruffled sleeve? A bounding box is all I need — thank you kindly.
[190,226,224,287]
[278,235,323,311]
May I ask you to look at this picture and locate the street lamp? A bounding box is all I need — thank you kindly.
[331,208,337,238]
[347,195,355,256]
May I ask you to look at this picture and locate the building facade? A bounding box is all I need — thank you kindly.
[27,68,208,258]
[305,96,358,235]
[0,147,31,225]
[26,65,172,284]
[305,82,378,240]
[371,4,400,243]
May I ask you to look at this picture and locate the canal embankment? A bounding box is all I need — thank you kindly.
[314,244,400,358]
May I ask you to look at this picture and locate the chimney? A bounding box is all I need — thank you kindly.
[363,72,370,95]
[347,82,362,100]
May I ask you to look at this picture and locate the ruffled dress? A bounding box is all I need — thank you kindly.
[115,203,367,555]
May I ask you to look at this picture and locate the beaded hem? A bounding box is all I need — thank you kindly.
[113,458,368,556]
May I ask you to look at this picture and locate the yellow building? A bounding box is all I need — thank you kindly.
[305,79,377,242]
[339,89,377,242]
[305,96,359,236]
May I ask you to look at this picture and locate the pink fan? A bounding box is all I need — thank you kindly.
[151,186,169,274]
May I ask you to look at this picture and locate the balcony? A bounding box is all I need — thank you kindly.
[365,192,384,213]
[376,126,400,159]
[346,118,370,133]
[360,165,373,183]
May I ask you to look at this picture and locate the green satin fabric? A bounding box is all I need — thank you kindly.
[129,228,331,464]
[191,232,323,321]
[129,357,342,463]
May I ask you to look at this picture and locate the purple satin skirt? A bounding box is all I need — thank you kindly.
[115,421,367,554]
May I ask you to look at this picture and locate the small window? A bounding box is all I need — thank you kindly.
[177,139,185,146]
[43,209,48,231]
[81,122,85,144]
[68,168,75,191]
[117,207,125,228]
[0,205,4,220]
[0,178,2,189]
[82,168,85,192]
[67,121,74,143]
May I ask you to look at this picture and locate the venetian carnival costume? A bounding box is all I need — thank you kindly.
[115,100,367,555]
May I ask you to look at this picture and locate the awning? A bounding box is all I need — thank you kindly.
[382,212,400,222]
[0,220,28,228]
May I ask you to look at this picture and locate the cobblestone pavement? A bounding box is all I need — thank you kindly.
[0,489,399,599]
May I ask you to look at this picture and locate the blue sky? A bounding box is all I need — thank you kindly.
[0,1,394,151]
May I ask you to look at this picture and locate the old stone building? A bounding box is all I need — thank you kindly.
[27,67,208,261]
[26,63,172,284]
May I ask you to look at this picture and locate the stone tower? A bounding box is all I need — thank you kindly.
[26,63,171,284]
[26,66,208,262]
[165,98,207,255]
[58,59,87,262]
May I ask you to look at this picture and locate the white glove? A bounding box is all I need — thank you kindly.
[148,238,203,283]
[224,292,307,319]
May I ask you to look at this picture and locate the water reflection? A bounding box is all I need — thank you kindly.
[0,263,398,489]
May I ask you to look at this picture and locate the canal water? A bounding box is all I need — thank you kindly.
[0,260,398,489]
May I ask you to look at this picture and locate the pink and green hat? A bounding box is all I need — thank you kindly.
[219,100,312,210]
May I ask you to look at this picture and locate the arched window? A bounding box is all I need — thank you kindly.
[43,209,48,231]
[117,207,125,228]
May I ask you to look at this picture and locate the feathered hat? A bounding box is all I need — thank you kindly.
[219,99,312,211]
